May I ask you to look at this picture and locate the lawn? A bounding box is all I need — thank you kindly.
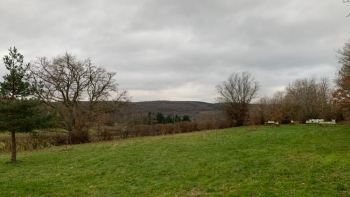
[0,124,350,196]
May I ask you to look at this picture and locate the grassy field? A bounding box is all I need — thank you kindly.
[0,124,350,196]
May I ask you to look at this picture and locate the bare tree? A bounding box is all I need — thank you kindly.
[317,77,333,119]
[254,91,287,125]
[267,91,285,123]
[216,71,260,126]
[255,96,270,124]
[30,52,130,140]
[286,77,332,122]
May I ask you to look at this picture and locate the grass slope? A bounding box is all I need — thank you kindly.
[1,125,350,196]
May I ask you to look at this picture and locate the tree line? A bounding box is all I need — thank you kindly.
[0,48,130,162]
[216,41,350,126]
[131,112,191,125]
[155,112,190,124]
[2,37,350,162]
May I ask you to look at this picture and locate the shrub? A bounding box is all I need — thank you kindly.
[154,124,164,135]
[163,124,175,134]
[96,129,113,141]
[133,125,151,137]
[69,128,91,144]
[216,120,231,129]
[179,122,193,133]
[51,133,68,146]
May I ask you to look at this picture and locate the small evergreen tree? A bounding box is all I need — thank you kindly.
[182,115,191,121]
[166,114,173,123]
[0,47,54,162]
[156,112,165,124]
[174,114,181,122]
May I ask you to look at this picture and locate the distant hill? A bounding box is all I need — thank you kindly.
[122,101,222,120]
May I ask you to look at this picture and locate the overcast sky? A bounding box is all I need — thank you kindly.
[0,0,349,102]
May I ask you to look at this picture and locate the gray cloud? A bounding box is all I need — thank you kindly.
[0,0,349,102]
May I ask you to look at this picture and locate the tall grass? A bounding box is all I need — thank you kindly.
[0,124,349,196]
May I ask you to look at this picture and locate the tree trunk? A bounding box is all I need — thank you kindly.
[11,130,17,163]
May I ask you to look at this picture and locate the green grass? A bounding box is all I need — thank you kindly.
[1,124,350,196]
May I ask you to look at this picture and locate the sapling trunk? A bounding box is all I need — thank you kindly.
[11,130,17,163]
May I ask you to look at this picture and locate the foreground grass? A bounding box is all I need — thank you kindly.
[0,125,350,196]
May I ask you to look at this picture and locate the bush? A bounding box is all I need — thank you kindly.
[163,124,175,134]
[216,120,231,129]
[51,133,68,146]
[179,121,197,133]
[0,132,59,153]
[96,129,113,141]
[69,128,91,144]
[133,125,151,137]
[192,121,200,131]
[154,124,164,135]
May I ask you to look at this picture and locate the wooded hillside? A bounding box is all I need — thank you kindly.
[119,101,222,120]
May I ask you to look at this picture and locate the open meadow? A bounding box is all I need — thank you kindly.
[1,124,350,196]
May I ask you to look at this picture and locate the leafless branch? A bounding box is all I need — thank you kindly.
[30,52,131,131]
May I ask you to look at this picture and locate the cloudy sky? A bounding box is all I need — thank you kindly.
[0,0,349,102]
